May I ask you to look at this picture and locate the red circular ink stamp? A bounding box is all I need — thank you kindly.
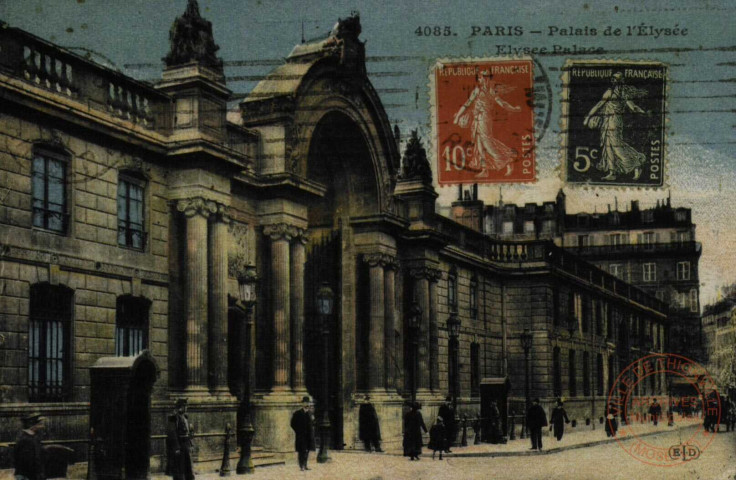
[607,353,721,467]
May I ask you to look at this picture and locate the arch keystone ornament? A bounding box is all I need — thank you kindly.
[607,353,721,467]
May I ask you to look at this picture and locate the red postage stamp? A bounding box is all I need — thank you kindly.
[431,58,536,185]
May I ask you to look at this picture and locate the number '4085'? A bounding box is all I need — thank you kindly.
[415,26,454,36]
[443,145,469,171]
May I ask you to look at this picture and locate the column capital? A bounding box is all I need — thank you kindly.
[263,222,303,241]
[408,266,442,282]
[362,253,398,269]
[216,203,231,223]
[177,197,218,218]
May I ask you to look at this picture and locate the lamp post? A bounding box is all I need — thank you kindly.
[520,328,533,437]
[236,266,257,475]
[447,312,461,418]
[316,283,334,464]
[408,302,422,404]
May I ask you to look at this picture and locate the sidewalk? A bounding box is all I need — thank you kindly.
[374,416,704,457]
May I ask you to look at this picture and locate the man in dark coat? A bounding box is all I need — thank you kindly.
[14,413,45,480]
[358,395,382,452]
[437,396,456,453]
[605,403,618,437]
[526,398,548,451]
[549,399,570,441]
[166,398,195,480]
[291,396,314,471]
[403,402,427,461]
[648,398,662,426]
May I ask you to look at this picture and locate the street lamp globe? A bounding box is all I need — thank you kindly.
[237,265,258,307]
[521,328,533,351]
[447,313,461,339]
[317,282,334,316]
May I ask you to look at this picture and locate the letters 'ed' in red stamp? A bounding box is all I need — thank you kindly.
[431,58,536,185]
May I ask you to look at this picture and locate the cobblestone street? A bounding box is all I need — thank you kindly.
[151,420,736,480]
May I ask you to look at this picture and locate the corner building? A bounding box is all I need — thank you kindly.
[0,4,670,469]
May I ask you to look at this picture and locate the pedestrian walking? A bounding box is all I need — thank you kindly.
[403,402,427,461]
[358,395,383,452]
[649,398,662,426]
[166,398,195,480]
[526,398,548,451]
[14,413,46,480]
[549,399,570,441]
[428,416,446,460]
[291,396,315,471]
[438,396,456,452]
[605,403,618,437]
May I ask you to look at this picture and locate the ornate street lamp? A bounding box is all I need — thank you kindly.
[316,282,334,464]
[236,265,257,475]
[408,302,422,404]
[447,313,461,416]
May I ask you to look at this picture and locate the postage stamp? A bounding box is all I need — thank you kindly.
[561,60,668,187]
[431,58,536,185]
[607,353,721,467]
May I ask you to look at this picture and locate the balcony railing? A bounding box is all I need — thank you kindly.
[0,26,172,133]
[435,214,668,315]
[566,241,702,257]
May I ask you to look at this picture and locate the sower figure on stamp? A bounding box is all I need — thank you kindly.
[649,398,662,426]
[291,396,315,471]
[166,398,195,480]
[453,70,521,178]
[359,395,383,452]
[550,399,570,441]
[437,396,456,453]
[583,71,649,181]
[526,398,548,451]
[14,413,45,480]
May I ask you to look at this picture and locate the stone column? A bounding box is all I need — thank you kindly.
[208,204,230,394]
[409,267,431,391]
[428,268,442,392]
[364,254,386,391]
[384,258,397,391]
[291,229,307,392]
[177,197,217,391]
[264,223,293,392]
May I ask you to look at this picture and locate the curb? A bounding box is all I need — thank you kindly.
[373,423,702,458]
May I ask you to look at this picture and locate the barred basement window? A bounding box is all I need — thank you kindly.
[29,283,73,402]
[117,173,146,250]
[32,148,69,233]
[115,295,151,356]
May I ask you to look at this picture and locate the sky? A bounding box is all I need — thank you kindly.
[1,0,733,305]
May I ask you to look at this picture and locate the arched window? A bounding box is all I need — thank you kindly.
[470,342,480,396]
[469,274,478,319]
[448,266,458,312]
[115,295,151,356]
[569,349,577,397]
[117,171,146,249]
[583,351,590,396]
[29,283,73,402]
[553,347,562,397]
[32,146,69,233]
